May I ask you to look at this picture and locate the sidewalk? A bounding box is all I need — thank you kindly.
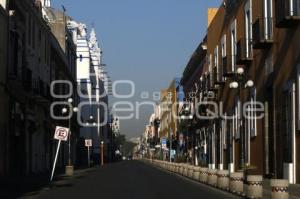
[147,159,300,199]
[262,179,300,199]
[0,166,96,199]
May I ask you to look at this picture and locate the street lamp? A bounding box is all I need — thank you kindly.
[180,105,193,164]
[62,108,68,114]
[67,98,77,167]
[61,98,78,176]
[230,69,254,169]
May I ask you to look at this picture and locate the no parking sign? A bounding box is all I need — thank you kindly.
[51,126,70,181]
[54,126,69,141]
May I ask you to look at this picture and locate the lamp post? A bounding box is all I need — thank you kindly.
[62,98,78,176]
[195,146,199,166]
[180,105,193,164]
[230,67,254,169]
[101,141,104,166]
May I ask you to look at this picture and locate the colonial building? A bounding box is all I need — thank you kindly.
[182,0,300,184]
[67,19,110,164]
[3,0,77,176]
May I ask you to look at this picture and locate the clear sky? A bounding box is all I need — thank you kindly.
[52,0,221,139]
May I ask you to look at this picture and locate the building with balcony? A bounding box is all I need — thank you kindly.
[2,0,77,176]
[183,0,300,184]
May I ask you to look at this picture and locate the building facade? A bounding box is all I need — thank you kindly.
[1,0,77,176]
[181,0,300,184]
[67,19,110,164]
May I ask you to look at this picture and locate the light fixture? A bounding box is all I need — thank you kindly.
[101,141,104,145]
[73,107,78,112]
[237,67,244,75]
[246,80,254,88]
[230,81,239,89]
[68,98,73,103]
[90,116,93,120]
[189,115,193,119]
[62,108,68,114]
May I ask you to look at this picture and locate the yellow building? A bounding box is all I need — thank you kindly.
[159,79,180,140]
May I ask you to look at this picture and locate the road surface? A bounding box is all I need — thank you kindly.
[29,161,239,199]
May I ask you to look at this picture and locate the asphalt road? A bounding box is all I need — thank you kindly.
[32,161,239,199]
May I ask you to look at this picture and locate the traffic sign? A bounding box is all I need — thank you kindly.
[161,138,167,149]
[54,126,69,141]
[51,126,69,182]
[85,139,92,147]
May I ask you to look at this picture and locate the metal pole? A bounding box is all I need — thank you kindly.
[169,108,172,163]
[101,142,104,166]
[88,146,90,167]
[50,140,62,182]
[239,88,245,168]
[68,117,71,166]
[186,125,189,163]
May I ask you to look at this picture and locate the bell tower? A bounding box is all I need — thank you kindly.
[44,0,51,7]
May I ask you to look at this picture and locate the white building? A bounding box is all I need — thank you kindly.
[67,21,109,157]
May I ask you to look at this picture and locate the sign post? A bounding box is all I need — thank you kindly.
[85,139,92,167]
[50,126,69,182]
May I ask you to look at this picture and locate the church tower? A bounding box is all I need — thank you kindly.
[44,0,51,7]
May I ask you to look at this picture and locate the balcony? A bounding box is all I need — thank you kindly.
[276,0,300,27]
[236,38,253,65]
[253,17,273,49]
[213,66,225,86]
[32,79,51,103]
[222,56,234,77]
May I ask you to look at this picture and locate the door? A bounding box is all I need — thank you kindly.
[282,82,296,184]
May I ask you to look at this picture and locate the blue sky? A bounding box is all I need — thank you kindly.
[52,0,221,138]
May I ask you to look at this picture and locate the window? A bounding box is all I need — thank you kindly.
[246,88,257,137]
[221,35,226,58]
[222,116,227,150]
[221,35,227,79]
[230,19,237,72]
[28,15,32,46]
[265,52,273,76]
[233,98,240,139]
[289,0,300,16]
[250,89,257,137]
[32,21,35,48]
[209,54,213,86]
[282,82,295,164]
[297,63,300,130]
[245,0,253,58]
[263,0,273,40]
[214,46,219,81]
